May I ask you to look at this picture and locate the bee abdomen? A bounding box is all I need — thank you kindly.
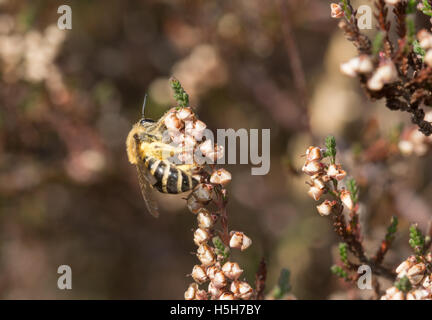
[145,156,198,194]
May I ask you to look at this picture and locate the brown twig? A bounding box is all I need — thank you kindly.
[277,0,309,126]
[254,258,267,300]
[374,0,393,57]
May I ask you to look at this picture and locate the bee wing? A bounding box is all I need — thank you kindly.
[136,161,160,218]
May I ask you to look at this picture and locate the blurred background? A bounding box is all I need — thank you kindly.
[0,0,431,299]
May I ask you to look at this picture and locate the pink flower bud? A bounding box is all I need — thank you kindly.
[229,231,252,251]
[206,265,219,280]
[208,281,223,299]
[302,160,323,176]
[199,139,214,156]
[418,29,432,50]
[176,107,194,121]
[307,185,324,201]
[194,228,211,246]
[425,49,432,67]
[422,274,432,289]
[367,61,398,91]
[326,164,347,181]
[183,135,197,149]
[164,112,183,131]
[211,270,227,289]
[307,178,326,201]
[195,289,208,300]
[210,168,232,185]
[222,261,243,280]
[219,292,235,300]
[357,55,374,74]
[197,208,214,229]
[316,200,336,216]
[170,131,185,144]
[384,0,400,5]
[187,195,205,214]
[340,189,354,210]
[192,120,207,141]
[340,55,373,77]
[191,265,208,284]
[340,59,358,77]
[407,289,430,300]
[381,286,405,300]
[197,244,215,266]
[230,281,253,300]
[184,283,198,300]
[407,263,426,285]
[306,146,322,161]
[193,184,213,203]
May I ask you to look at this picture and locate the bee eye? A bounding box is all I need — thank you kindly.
[140,118,155,125]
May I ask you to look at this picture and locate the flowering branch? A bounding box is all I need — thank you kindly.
[380,225,432,300]
[301,136,396,285]
[165,78,255,300]
[331,0,432,136]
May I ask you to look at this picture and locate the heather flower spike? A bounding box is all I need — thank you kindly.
[169,78,254,300]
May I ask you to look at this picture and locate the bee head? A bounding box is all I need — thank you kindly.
[139,118,155,125]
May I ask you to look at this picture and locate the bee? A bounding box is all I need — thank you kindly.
[126,95,200,217]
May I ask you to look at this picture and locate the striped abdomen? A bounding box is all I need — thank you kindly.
[144,156,198,194]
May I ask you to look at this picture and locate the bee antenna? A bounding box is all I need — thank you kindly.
[141,93,148,118]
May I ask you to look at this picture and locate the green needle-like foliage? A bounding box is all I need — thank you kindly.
[170,77,189,108]
[338,243,349,266]
[331,265,348,281]
[409,224,425,256]
[323,135,337,164]
[395,276,412,293]
[385,216,398,242]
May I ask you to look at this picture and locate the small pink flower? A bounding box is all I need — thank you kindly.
[302,160,324,176]
[330,3,344,19]
[229,231,252,251]
[326,164,347,181]
[316,200,336,216]
[340,189,354,210]
[164,112,183,131]
[306,146,322,161]
[210,168,232,185]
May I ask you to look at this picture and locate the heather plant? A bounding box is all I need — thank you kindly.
[1,0,432,302]
[333,0,432,136]
[302,135,432,299]
[168,78,294,300]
